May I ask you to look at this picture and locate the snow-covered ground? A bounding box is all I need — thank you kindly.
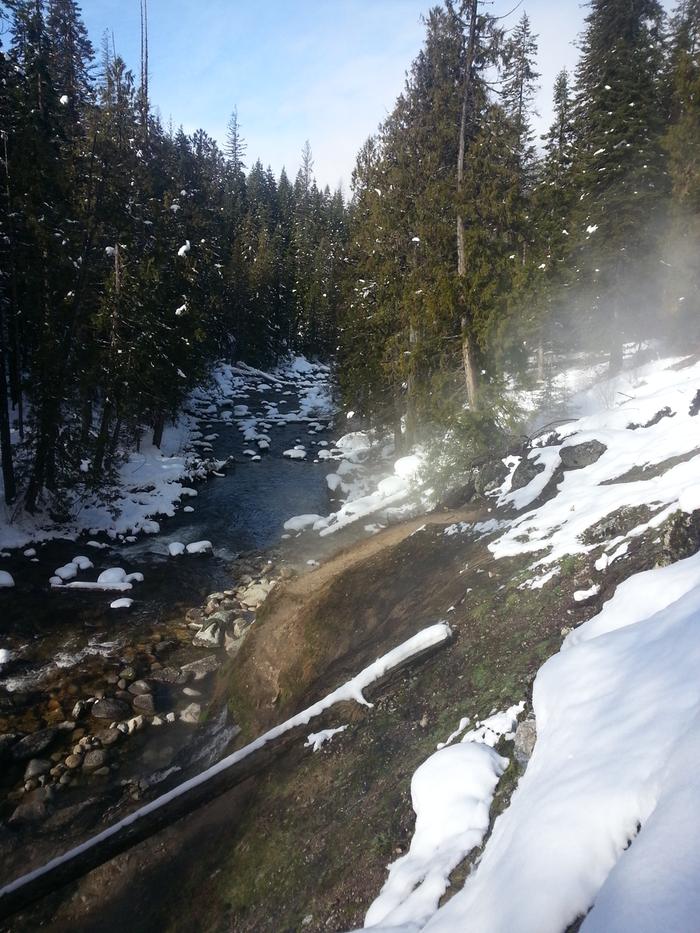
[357,352,700,932]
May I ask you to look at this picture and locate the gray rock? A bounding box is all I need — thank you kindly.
[9,787,53,824]
[238,582,272,608]
[71,699,88,720]
[192,621,224,648]
[95,728,121,747]
[12,728,58,761]
[91,698,130,721]
[180,655,220,681]
[150,666,188,685]
[559,439,607,470]
[179,703,201,724]
[132,693,155,715]
[127,679,151,695]
[514,717,537,768]
[24,758,51,780]
[82,749,108,771]
[510,455,545,491]
[185,607,204,626]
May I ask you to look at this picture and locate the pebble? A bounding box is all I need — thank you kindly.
[82,749,108,771]
[132,693,155,715]
[65,754,82,769]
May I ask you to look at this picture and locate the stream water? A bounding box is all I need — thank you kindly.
[0,361,341,736]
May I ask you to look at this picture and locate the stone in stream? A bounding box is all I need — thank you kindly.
[132,693,155,715]
[180,703,201,724]
[180,655,220,681]
[91,698,130,721]
[127,680,151,696]
[9,787,54,824]
[11,727,58,761]
[65,753,83,769]
[24,758,51,780]
[192,621,224,648]
[82,749,108,771]
[150,667,188,685]
[95,727,121,747]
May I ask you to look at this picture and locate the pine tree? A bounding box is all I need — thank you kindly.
[569,0,667,367]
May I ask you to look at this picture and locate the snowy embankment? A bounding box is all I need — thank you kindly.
[284,430,429,539]
[357,354,700,933]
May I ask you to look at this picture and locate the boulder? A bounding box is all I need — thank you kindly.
[82,749,108,771]
[192,621,224,648]
[91,698,130,721]
[127,680,151,696]
[510,455,545,492]
[95,727,121,747]
[11,727,58,761]
[180,655,220,681]
[9,787,53,824]
[559,439,606,471]
[150,667,188,685]
[180,703,201,725]
[514,717,537,768]
[132,693,155,715]
[24,758,51,780]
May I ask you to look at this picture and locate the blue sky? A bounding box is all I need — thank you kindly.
[80,1,671,191]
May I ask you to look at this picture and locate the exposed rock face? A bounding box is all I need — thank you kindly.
[659,509,700,566]
[514,717,537,768]
[91,698,131,721]
[11,727,58,761]
[181,655,220,681]
[559,440,606,470]
[510,455,545,491]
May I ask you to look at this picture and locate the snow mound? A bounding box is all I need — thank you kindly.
[0,571,14,588]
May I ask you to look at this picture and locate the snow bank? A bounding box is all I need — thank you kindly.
[363,743,506,931]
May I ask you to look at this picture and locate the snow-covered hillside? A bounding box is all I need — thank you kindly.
[358,353,700,933]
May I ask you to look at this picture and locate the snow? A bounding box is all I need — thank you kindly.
[283,447,307,460]
[110,598,133,610]
[97,568,131,585]
[363,743,507,931]
[305,725,348,752]
[283,514,322,532]
[185,540,212,554]
[574,583,600,602]
[177,240,190,257]
[168,542,186,556]
[0,571,14,588]
[0,622,451,902]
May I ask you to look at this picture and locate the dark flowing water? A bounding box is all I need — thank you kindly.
[0,372,338,696]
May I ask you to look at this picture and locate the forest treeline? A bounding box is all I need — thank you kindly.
[339,0,700,455]
[0,0,345,512]
[1,0,700,516]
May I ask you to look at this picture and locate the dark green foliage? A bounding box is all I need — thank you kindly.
[0,1,347,511]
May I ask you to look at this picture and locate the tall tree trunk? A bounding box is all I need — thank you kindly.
[456,0,480,410]
[0,305,16,506]
[152,409,165,449]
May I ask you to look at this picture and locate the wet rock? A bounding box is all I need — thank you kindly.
[91,698,130,721]
[132,693,155,715]
[0,733,20,760]
[238,581,273,608]
[12,727,58,761]
[150,666,187,685]
[510,455,545,492]
[119,666,136,681]
[180,703,201,724]
[192,621,224,648]
[9,787,54,824]
[180,655,220,681]
[117,678,127,690]
[24,758,51,780]
[185,607,204,626]
[92,766,110,777]
[128,680,151,696]
[65,753,82,769]
[182,686,201,697]
[514,717,537,768]
[95,727,121,747]
[83,749,108,771]
[559,439,606,470]
[59,772,73,786]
